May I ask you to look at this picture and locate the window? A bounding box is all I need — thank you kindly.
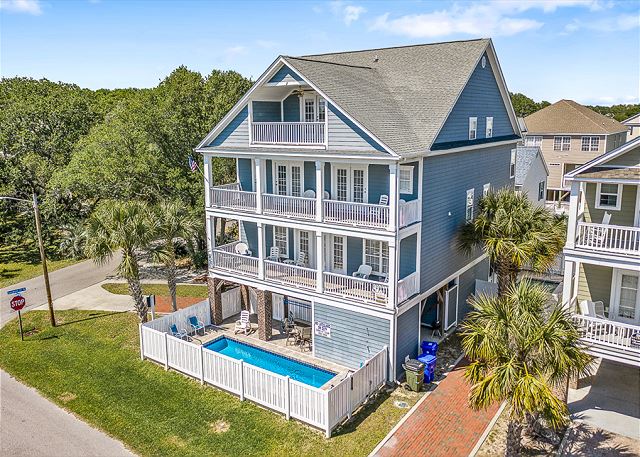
[538,180,545,201]
[364,240,389,276]
[549,162,560,166]
[297,230,310,264]
[524,136,542,147]
[318,99,326,122]
[276,165,287,196]
[483,183,490,198]
[553,136,571,151]
[304,98,315,123]
[510,149,516,178]
[273,162,304,196]
[618,274,639,320]
[481,56,486,68]
[399,166,414,194]
[485,117,493,138]
[581,136,600,152]
[469,117,477,140]
[336,168,348,201]
[332,236,344,272]
[595,183,622,210]
[465,188,475,222]
[274,226,288,256]
[291,165,301,197]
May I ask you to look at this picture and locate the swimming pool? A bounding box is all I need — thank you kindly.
[204,337,336,388]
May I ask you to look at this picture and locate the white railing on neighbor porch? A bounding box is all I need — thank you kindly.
[139,304,388,437]
[262,194,316,220]
[397,272,420,303]
[252,122,325,145]
[264,260,317,291]
[399,199,421,228]
[572,315,640,366]
[575,223,640,256]
[323,272,389,305]
[211,248,259,278]
[210,183,257,212]
[324,200,389,229]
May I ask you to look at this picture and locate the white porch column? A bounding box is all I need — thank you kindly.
[315,160,324,222]
[566,180,580,249]
[257,222,265,280]
[206,215,216,267]
[203,154,212,208]
[388,163,398,232]
[255,158,263,214]
[561,260,575,311]
[387,239,397,309]
[316,232,324,293]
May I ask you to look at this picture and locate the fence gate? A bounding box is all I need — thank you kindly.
[444,284,459,330]
[272,293,285,321]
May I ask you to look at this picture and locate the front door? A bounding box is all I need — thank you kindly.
[332,165,367,202]
[611,269,640,325]
[273,162,303,197]
[325,234,346,274]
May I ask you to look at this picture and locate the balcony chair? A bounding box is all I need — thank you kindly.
[323,191,330,200]
[284,251,308,268]
[234,242,252,256]
[188,315,206,336]
[297,326,312,351]
[302,189,316,198]
[587,212,611,246]
[281,310,295,335]
[170,324,189,340]
[352,264,372,280]
[267,246,281,262]
[234,310,252,335]
[579,300,607,320]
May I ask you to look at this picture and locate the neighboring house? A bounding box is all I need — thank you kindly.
[523,100,627,204]
[514,146,549,206]
[197,38,520,380]
[562,136,640,367]
[622,113,640,142]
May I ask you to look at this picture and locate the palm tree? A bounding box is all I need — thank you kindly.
[458,188,565,295]
[151,201,199,312]
[461,279,592,456]
[85,200,156,322]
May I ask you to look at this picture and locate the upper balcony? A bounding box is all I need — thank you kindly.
[252,122,325,146]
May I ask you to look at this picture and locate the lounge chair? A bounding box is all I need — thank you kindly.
[188,316,206,335]
[297,326,312,351]
[579,300,607,320]
[266,246,281,262]
[234,310,252,335]
[234,242,252,256]
[284,251,307,268]
[302,189,316,198]
[587,212,611,247]
[352,264,372,280]
[170,324,189,340]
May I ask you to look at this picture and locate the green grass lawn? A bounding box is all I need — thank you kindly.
[0,259,78,289]
[0,311,416,457]
[102,282,209,298]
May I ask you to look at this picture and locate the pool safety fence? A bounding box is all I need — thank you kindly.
[140,303,388,437]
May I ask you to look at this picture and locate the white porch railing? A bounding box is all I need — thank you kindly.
[398,272,420,303]
[324,200,389,229]
[399,199,421,228]
[251,122,325,145]
[262,194,316,220]
[211,249,259,278]
[575,222,640,256]
[323,272,389,305]
[210,183,257,212]
[264,260,317,291]
[572,315,640,366]
[140,303,388,437]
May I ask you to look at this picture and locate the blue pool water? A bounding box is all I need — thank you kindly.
[204,337,336,388]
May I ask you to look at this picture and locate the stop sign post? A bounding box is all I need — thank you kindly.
[10,295,26,340]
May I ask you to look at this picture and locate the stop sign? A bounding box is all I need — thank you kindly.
[10,295,26,311]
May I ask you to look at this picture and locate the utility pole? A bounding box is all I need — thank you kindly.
[32,193,55,327]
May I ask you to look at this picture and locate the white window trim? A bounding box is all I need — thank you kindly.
[524,135,542,147]
[399,165,414,195]
[483,183,490,198]
[327,234,346,275]
[466,188,475,222]
[485,116,493,138]
[580,136,600,152]
[362,239,389,277]
[538,180,545,201]
[272,161,305,196]
[273,226,289,258]
[510,149,516,178]
[469,117,477,141]
[610,268,640,325]
[595,182,622,211]
[553,136,571,151]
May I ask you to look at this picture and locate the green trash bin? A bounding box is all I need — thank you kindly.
[403,359,425,392]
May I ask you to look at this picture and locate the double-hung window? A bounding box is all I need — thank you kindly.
[485,117,493,138]
[332,235,345,272]
[469,117,477,140]
[399,166,414,194]
[465,189,475,223]
[553,136,571,151]
[581,136,600,152]
[510,149,516,178]
[274,226,288,256]
[524,136,542,147]
[595,183,622,210]
[364,240,389,276]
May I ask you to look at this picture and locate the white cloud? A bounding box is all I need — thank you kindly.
[0,0,42,15]
[330,1,366,25]
[224,45,248,57]
[580,94,639,105]
[564,13,640,33]
[256,40,278,49]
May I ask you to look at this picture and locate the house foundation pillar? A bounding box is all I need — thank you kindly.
[256,289,272,341]
[207,276,223,325]
[240,285,250,311]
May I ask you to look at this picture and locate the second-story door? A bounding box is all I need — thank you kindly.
[332,165,368,202]
[302,94,326,122]
[274,162,304,197]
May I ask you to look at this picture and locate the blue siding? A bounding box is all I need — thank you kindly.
[324,162,331,197]
[433,53,514,148]
[252,101,280,122]
[368,164,390,204]
[237,158,253,191]
[239,221,258,255]
[399,234,417,279]
[395,304,419,378]
[265,160,273,193]
[458,258,490,317]
[268,64,304,84]
[420,144,513,293]
[328,104,386,152]
[209,106,249,147]
[304,161,316,192]
[346,237,362,275]
[287,228,294,258]
[400,162,419,202]
[282,94,300,122]
[314,302,390,370]
[265,225,273,252]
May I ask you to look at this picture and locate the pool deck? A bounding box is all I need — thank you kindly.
[189,313,351,390]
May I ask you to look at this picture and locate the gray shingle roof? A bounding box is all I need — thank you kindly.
[283,39,492,155]
[515,146,543,185]
[524,100,627,135]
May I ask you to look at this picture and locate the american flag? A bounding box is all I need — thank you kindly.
[188,156,198,172]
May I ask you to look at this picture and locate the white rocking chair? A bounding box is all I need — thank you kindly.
[234,310,252,335]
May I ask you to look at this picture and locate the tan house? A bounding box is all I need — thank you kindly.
[622,113,640,142]
[523,100,627,203]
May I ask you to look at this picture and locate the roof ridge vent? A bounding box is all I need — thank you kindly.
[373,54,379,62]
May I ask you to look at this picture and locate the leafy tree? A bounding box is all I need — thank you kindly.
[587,103,640,122]
[458,189,565,295]
[461,279,591,456]
[84,201,156,322]
[510,92,550,117]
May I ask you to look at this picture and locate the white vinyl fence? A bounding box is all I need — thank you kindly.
[221,288,242,320]
[140,303,388,436]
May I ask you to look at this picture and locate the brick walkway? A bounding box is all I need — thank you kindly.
[373,359,501,457]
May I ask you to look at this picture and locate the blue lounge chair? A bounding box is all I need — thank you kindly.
[170,324,188,340]
[188,316,206,335]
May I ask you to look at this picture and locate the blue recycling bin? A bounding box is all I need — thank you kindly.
[420,341,439,356]
[417,353,437,383]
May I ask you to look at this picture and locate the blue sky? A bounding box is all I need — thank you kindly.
[1,0,638,105]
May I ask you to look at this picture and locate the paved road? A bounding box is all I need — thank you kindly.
[0,255,121,326]
[0,370,134,457]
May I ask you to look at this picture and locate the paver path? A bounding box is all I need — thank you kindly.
[373,359,500,457]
